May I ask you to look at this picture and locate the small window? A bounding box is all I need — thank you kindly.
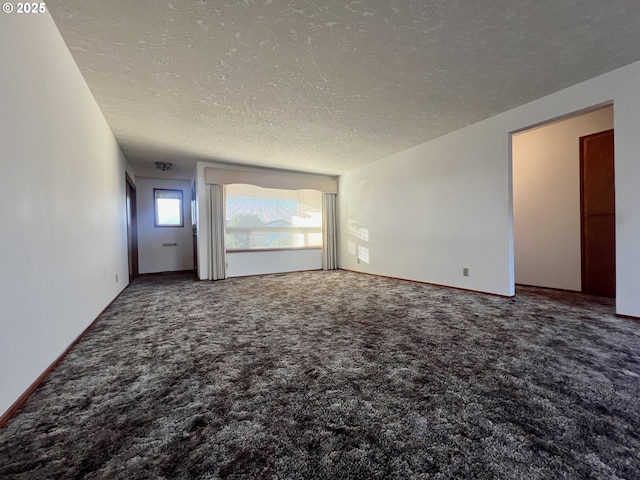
[154,189,183,227]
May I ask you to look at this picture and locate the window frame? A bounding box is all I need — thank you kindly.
[154,188,184,227]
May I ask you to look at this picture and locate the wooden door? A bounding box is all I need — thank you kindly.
[580,129,615,297]
[126,174,139,281]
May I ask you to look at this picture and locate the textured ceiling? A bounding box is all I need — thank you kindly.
[47,0,640,177]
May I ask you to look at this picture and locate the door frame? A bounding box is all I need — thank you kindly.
[126,173,139,281]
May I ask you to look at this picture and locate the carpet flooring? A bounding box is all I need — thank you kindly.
[1,270,639,479]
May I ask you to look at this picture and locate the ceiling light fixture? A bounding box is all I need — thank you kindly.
[155,161,173,172]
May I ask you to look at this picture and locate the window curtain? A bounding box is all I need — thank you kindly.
[322,193,338,270]
[207,184,226,280]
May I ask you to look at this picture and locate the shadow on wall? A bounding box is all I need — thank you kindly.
[348,220,370,265]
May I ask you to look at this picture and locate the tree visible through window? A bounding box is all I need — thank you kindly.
[154,189,183,227]
[225,184,322,251]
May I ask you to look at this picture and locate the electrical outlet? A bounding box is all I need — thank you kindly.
[116,274,119,283]
[463,268,469,277]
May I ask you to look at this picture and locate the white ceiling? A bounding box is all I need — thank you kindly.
[47,0,640,177]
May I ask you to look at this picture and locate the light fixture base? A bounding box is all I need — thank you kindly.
[155,161,173,172]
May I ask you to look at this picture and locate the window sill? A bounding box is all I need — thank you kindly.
[226,247,322,254]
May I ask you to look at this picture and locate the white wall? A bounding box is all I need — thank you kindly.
[136,177,194,274]
[227,249,322,277]
[513,106,613,290]
[339,120,514,296]
[0,13,132,417]
[339,60,640,318]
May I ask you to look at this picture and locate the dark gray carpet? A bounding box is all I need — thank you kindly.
[1,270,639,479]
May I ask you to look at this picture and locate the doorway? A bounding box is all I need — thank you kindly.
[126,174,139,281]
[512,105,615,294]
[580,129,616,297]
